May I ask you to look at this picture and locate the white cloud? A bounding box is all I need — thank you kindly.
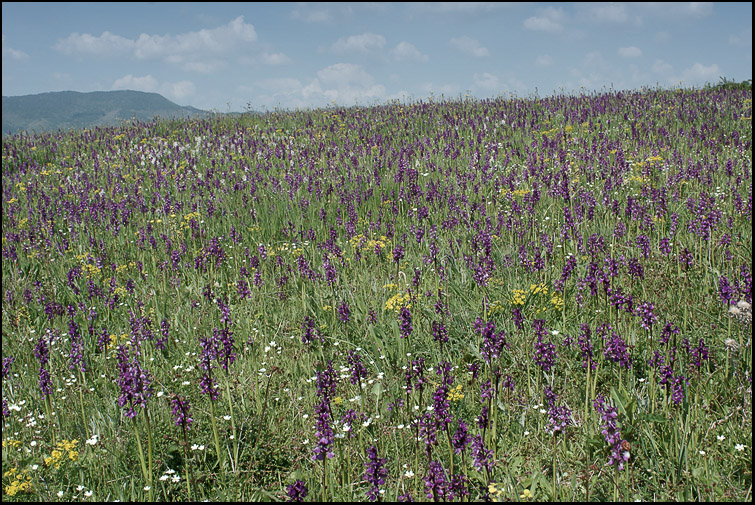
[618,46,642,59]
[639,2,713,20]
[132,16,256,60]
[53,72,72,83]
[568,69,606,90]
[680,62,720,84]
[163,81,196,101]
[54,31,133,56]
[576,3,642,25]
[250,79,302,110]
[385,89,412,103]
[2,35,29,61]
[391,41,428,62]
[449,36,489,58]
[54,16,257,73]
[729,27,752,47]
[684,2,714,18]
[259,52,292,65]
[300,79,323,101]
[524,6,566,33]
[583,51,607,68]
[535,54,553,67]
[112,74,159,92]
[650,59,720,86]
[182,61,224,74]
[652,59,674,76]
[408,2,509,17]
[295,63,388,106]
[330,33,386,54]
[111,74,195,102]
[290,4,354,23]
[316,63,374,88]
[291,7,330,23]
[473,72,500,90]
[565,51,615,91]
[588,3,629,23]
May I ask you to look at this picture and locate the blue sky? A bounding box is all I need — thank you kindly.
[2,2,752,112]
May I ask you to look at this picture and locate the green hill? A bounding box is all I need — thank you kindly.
[2,90,208,135]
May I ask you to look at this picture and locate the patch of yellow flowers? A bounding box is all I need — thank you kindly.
[508,284,564,312]
[385,292,411,312]
[446,384,464,402]
[44,439,79,469]
[530,283,548,295]
[74,253,102,276]
[487,482,504,501]
[180,212,201,231]
[550,293,564,310]
[487,300,507,315]
[489,481,532,500]
[2,439,23,449]
[107,333,130,351]
[349,233,389,252]
[499,188,531,198]
[510,289,527,306]
[3,466,32,497]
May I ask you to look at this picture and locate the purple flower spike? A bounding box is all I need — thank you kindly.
[347,350,368,385]
[363,445,388,501]
[116,345,153,418]
[532,320,557,372]
[471,435,494,472]
[452,419,469,454]
[424,460,449,501]
[171,394,193,429]
[594,395,631,471]
[399,307,412,339]
[286,480,308,502]
[337,301,351,323]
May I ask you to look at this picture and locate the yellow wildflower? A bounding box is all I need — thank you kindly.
[511,289,526,306]
[447,384,464,402]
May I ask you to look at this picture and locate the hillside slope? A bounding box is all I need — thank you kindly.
[2,90,207,135]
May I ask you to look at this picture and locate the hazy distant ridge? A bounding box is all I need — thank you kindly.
[2,90,208,135]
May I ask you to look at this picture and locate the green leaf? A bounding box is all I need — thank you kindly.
[390,319,399,338]
[371,382,383,397]
[638,413,668,424]
[530,472,541,496]
[610,386,629,417]
[509,456,522,475]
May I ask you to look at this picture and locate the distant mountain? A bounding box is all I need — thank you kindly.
[2,90,209,136]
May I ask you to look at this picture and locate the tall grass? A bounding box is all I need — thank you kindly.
[2,85,752,501]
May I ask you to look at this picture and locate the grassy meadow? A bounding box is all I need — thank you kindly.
[1,85,752,501]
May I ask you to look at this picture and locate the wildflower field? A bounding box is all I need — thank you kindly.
[1,86,752,502]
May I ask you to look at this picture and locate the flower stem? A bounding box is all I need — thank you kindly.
[209,399,224,478]
[78,370,88,436]
[552,435,558,501]
[145,409,154,497]
[45,395,56,448]
[181,426,193,501]
[224,377,238,472]
[132,416,152,501]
